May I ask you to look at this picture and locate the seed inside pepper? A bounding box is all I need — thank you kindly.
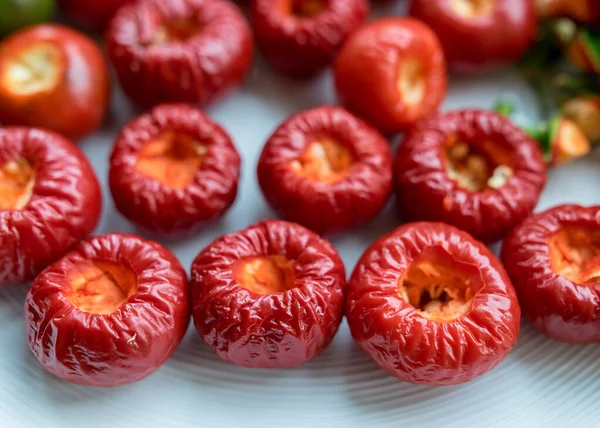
[398,247,475,321]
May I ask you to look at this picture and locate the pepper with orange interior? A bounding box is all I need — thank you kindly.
[334,18,447,134]
[503,205,600,343]
[395,110,546,244]
[250,0,368,78]
[109,104,240,235]
[191,220,346,368]
[409,0,536,71]
[0,24,110,140]
[346,222,520,385]
[106,0,253,108]
[0,127,101,286]
[257,106,393,235]
[25,233,190,386]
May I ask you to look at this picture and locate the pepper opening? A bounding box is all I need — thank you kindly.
[450,0,495,18]
[66,260,138,315]
[397,58,426,109]
[0,158,35,210]
[233,255,296,295]
[290,139,353,183]
[549,227,600,284]
[148,19,202,45]
[445,138,514,191]
[136,131,206,189]
[398,247,475,321]
[291,0,327,17]
[1,43,62,96]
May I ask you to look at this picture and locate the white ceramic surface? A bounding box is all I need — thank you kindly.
[2,3,600,427]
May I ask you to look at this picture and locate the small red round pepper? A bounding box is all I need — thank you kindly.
[0,127,101,285]
[395,109,547,244]
[109,103,241,236]
[503,204,600,344]
[191,220,346,368]
[257,106,393,235]
[346,221,521,385]
[26,233,190,387]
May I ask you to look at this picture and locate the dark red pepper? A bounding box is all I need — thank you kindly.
[250,0,368,78]
[346,221,521,385]
[0,127,101,285]
[191,220,346,368]
[257,106,392,235]
[395,109,546,244]
[109,103,241,236]
[106,0,253,108]
[503,204,600,344]
[26,233,190,387]
[409,0,536,71]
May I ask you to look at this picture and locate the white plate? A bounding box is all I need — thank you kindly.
[3,3,600,428]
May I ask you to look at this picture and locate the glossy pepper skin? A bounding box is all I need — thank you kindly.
[0,24,110,140]
[191,220,347,368]
[250,0,368,78]
[257,106,393,235]
[109,103,241,236]
[25,233,190,387]
[409,0,536,71]
[346,222,521,386]
[106,0,253,108]
[58,0,134,31]
[395,110,546,244]
[334,18,447,135]
[502,205,600,343]
[0,127,101,286]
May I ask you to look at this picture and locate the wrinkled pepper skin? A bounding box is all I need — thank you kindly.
[106,0,253,108]
[58,0,135,31]
[257,106,393,235]
[109,103,241,236]
[25,233,190,387]
[191,220,347,368]
[409,0,536,71]
[250,0,368,78]
[395,110,546,244]
[502,205,600,344]
[334,18,447,135]
[0,24,110,140]
[0,127,101,285]
[346,222,521,386]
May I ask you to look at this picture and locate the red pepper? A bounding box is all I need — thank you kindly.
[251,0,368,78]
[334,18,447,135]
[409,0,536,71]
[26,233,190,386]
[106,0,253,108]
[346,222,520,385]
[257,106,393,235]
[503,204,600,344]
[191,220,346,368]
[109,104,241,236]
[395,109,547,243]
[58,0,135,31]
[0,24,110,140]
[0,127,101,285]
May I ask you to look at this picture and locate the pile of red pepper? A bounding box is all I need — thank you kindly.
[0,0,599,391]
